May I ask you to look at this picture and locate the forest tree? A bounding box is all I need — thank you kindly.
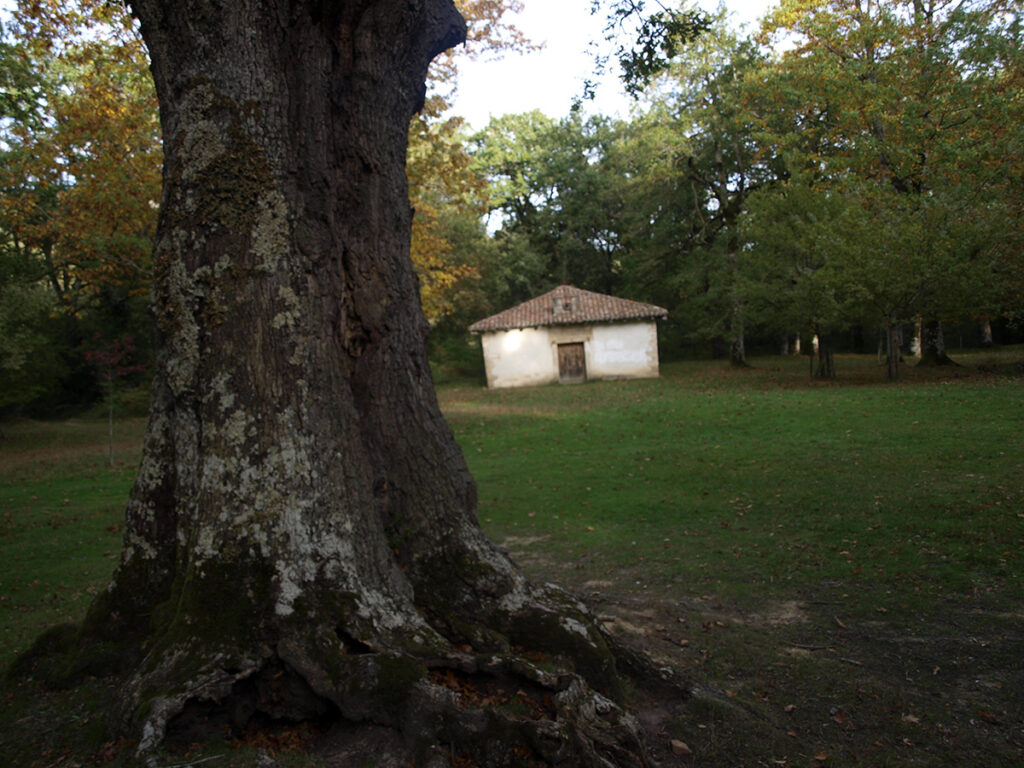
[24,1,651,764]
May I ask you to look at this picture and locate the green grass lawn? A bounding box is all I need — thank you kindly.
[443,353,1023,616]
[442,351,1024,767]
[0,418,146,663]
[1,350,1021,767]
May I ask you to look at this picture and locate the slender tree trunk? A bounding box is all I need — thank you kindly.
[20,2,649,764]
[727,244,748,368]
[980,317,994,348]
[886,323,901,381]
[729,301,748,367]
[107,381,114,468]
[812,329,835,379]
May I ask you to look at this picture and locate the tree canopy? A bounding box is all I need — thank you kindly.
[3,1,1022,764]
[461,0,1023,376]
[3,0,1022,415]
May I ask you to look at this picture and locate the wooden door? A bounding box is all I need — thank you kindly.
[557,342,586,384]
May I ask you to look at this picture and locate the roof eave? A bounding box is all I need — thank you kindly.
[470,313,667,335]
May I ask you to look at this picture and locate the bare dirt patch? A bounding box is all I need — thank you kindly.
[497,539,1023,767]
[578,583,1023,767]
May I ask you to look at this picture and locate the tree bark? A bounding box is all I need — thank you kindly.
[729,301,748,367]
[980,317,994,348]
[726,241,748,368]
[917,319,958,366]
[884,323,901,381]
[23,2,651,764]
[812,329,835,380]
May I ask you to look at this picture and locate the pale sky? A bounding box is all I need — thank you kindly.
[448,0,769,130]
[0,0,767,128]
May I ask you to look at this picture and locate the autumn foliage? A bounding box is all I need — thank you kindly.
[0,0,160,310]
[0,0,531,414]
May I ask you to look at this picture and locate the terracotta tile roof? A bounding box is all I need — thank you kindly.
[468,285,668,333]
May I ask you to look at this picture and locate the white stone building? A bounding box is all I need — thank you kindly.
[468,285,668,389]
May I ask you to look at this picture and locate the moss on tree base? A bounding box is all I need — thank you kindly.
[12,593,657,767]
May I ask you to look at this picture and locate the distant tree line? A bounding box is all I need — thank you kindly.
[2,0,1022,420]
[0,0,525,416]
[456,1,1024,380]
[0,1,159,418]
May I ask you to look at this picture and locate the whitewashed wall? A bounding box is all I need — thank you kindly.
[480,326,557,388]
[479,321,660,389]
[589,322,660,380]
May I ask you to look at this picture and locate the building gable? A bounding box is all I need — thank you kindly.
[469,285,668,334]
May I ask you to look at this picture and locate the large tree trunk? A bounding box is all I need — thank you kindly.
[917,319,958,366]
[26,2,650,764]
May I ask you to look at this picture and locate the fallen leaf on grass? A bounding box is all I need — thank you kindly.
[670,739,692,756]
[814,751,828,762]
[902,713,920,724]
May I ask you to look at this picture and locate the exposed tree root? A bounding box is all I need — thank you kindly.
[146,645,648,766]
[143,601,650,766]
[16,575,658,767]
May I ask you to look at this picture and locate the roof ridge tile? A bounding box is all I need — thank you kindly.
[469,285,667,333]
